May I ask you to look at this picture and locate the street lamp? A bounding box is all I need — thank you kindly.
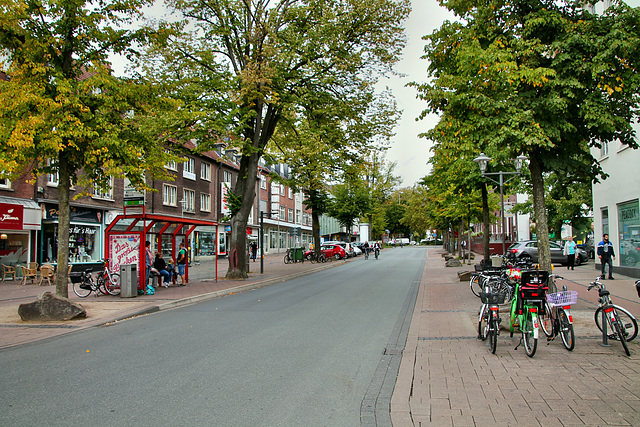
[473,153,527,255]
[260,210,279,274]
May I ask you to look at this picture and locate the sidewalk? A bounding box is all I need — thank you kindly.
[392,248,640,426]
[0,252,346,350]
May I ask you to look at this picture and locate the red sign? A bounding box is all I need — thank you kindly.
[247,227,253,235]
[0,203,23,230]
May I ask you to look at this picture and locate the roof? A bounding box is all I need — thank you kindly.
[0,196,40,210]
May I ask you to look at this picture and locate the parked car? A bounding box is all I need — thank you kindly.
[323,241,356,257]
[305,244,346,261]
[508,240,589,265]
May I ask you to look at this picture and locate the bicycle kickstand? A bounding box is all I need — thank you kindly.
[514,338,522,351]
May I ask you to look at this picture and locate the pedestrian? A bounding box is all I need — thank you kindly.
[144,240,153,286]
[176,241,188,286]
[597,233,616,279]
[563,236,577,270]
[153,252,172,288]
[250,242,257,262]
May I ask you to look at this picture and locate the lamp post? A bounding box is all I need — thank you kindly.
[260,210,279,274]
[473,153,527,255]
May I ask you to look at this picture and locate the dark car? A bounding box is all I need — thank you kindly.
[508,240,589,266]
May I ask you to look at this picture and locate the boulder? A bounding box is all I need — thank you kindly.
[18,292,86,321]
[458,271,474,281]
[445,258,462,267]
[443,254,455,261]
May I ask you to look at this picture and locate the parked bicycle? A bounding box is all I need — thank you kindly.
[71,268,104,298]
[96,259,120,296]
[470,270,514,302]
[510,270,549,357]
[478,282,507,354]
[306,250,326,264]
[539,274,576,351]
[588,277,638,356]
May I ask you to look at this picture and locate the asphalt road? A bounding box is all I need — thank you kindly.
[0,247,426,427]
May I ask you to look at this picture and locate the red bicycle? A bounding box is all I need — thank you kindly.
[96,259,121,296]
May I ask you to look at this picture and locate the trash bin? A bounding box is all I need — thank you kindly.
[293,247,304,262]
[120,264,138,298]
[491,255,503,268]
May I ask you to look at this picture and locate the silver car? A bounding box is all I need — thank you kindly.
[508,240,589,265]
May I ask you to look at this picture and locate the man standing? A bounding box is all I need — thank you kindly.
[177,242,188,286]
[597,234,615,279]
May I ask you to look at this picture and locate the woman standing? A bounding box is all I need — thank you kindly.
[563,236,577,270]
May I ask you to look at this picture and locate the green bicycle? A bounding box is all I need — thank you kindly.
[510,270,549,357]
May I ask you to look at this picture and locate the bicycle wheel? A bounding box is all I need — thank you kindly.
[522,312,537,357]
[539,301,553,338]
[613,319,631,356]
[284,254,291,264]
[470,275,482,297]
[478,305,488,341]
[103,273,121,296]
[489,317,498,354]
[558,309,575,351]
[73,279,92,298]
[594,305,638,342]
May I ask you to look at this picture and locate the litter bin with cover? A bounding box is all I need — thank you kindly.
[120,264,138,298]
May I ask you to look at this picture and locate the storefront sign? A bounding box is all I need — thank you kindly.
[44,203,101,223]
[0,203,23,230]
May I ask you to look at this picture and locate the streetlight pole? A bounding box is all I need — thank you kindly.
[474,153,527,255]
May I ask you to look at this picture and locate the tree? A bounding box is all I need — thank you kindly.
[327,177,372,238]
[0,0,177,297]
[416,0,640,271]
[149,0,411,278]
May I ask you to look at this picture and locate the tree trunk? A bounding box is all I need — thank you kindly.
[55,152,70,297]
[482,183,491,263]
[226,153,259,279]
[458,220,463,258]
[529,154,552,271]
[312,209,321,258]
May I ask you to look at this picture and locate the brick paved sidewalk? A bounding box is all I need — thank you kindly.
[392,248,640,426]
[0,252,345,350]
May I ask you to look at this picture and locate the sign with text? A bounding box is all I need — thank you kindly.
[0,203,23,230]
[108,233,141,273]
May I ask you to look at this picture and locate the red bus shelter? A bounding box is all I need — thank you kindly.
[104,208,218,290]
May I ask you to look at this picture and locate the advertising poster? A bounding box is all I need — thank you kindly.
[108,233,141,272]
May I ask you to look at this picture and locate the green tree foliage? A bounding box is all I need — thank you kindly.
[416,0,640,270]
[328,177,372,237]
[147,0,411,278]
[0,0,176,296]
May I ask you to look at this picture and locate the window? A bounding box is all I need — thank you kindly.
[163,184,177,206]
[280,184,285,196]
[271,182,280,195]
[183,189,195,212]
[602,208,609,236]
[47,160,59,186]
[260,175,266,189]
[288,208,294,223]
[288,188,293,199]
[201,162,211,181]
[165,150,177,171]
[183,158,196,180]
[296,209,301,224]
[600,141,609,158]
[201,193,211,212]
[223,170,232,184]
[0,178,10,189]
[280,205,286,220]
[93,176,114,200]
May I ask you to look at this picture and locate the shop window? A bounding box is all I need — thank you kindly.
[163,184,177,206]
[183,189,195,212]
[93,176,114,200]
[269,230,277,249]
[201,162,211,181]
[183,158,196,180]
[618,200,640,268]
[602,208,609,236]
[43,223,100,263]
[201,193,211,212]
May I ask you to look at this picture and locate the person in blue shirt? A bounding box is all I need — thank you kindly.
[563,235,577,270]
[597,234,616,279]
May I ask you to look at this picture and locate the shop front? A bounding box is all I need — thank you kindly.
[0,197,41,267]
[41,203,103,265]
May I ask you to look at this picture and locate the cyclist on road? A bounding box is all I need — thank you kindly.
[373,241,382,259]
[364,241,370,259]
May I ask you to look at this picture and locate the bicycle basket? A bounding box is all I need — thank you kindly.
[480,290,507,305]
[546,290,578,307]
[69,272,84,284]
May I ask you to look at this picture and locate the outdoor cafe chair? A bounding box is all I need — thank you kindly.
[2,264,16,281]
[21,266,38,285]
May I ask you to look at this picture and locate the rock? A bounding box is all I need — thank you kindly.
[18,292,86,321]
[443,254,455,261]
[458,271,474,281]
[445,258,462,267]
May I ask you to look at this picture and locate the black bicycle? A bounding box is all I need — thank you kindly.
[588,277,638,356]
[71,268,105,298]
